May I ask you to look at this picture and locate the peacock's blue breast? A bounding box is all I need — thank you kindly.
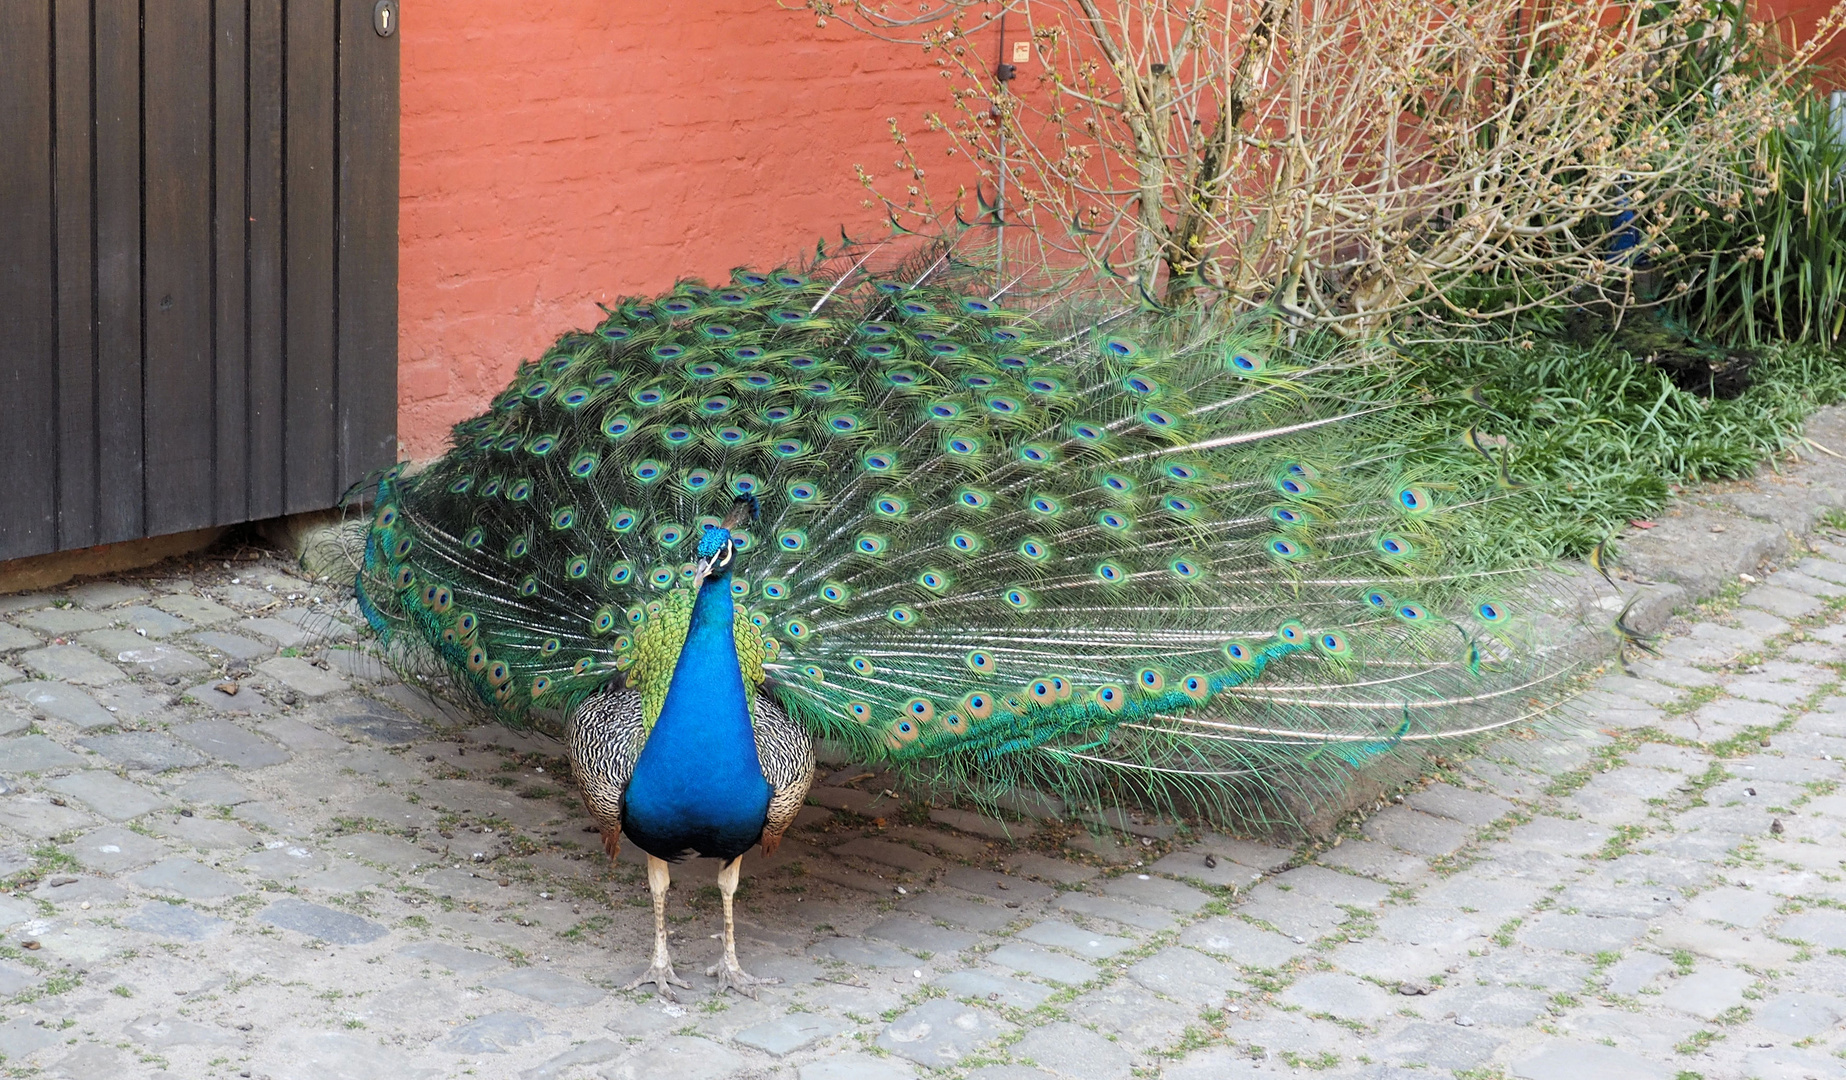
[620,592,771,862]
[622,725,771,861]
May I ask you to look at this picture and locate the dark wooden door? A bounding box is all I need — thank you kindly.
[0,0,398,562]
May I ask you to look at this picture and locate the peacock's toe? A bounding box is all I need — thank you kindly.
[706,960,780,999]
[625,961,693,1001]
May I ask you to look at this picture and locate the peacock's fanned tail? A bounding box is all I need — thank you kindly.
[355,242,1598,826]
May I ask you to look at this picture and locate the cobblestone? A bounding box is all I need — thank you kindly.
[935,968,1056,1009]
[119,605,193,637]
[1013,1021,1133,1078]
[0,548,1838,1078]
[45,769,169,820]
[7,681,118,731]
[258,897,389,944]
[65,582,147,608]
[20,644,125,685]
[1127,946,1245,1006]
[1054,891,1177,931]
[151,594,240,625]
[987,942,1097,984]
[14,607,111,635]
[1406,782,1516,825]
[0,624,42,652]
[64,824,167,873]
[190,630,275,660]
[77,730,204,771]
[1016,920,1133,959]
[80,630,211,678]
[1362,804,1477,855]
[256,655,351,698]
[171,718,291,767]
[0,733,84,772]
[864,915,979,954]
[1279,971,1397,1020]
[129,857,242,900]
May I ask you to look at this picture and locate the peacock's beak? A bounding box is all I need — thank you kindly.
[690,556,715,593]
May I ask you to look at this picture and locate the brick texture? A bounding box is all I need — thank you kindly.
[398,1,985,457]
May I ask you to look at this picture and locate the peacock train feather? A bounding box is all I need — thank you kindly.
[355,242,1598,829]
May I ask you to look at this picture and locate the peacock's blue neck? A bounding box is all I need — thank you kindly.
[621,573,770,860]
[659,577,748,725]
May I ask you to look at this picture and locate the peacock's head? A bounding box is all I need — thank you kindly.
[689,494,759,593]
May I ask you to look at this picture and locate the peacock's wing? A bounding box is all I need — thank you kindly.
[358,247,1592,823]
[752,693,816,848]
[565,686,647,831]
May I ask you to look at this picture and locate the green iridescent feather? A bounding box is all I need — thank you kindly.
[355,243,1595,827]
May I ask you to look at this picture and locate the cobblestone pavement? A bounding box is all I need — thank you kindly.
[0,542,1843,1080]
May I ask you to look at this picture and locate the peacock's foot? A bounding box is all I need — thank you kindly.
[706,959,781,999]
[625,960,692,1001]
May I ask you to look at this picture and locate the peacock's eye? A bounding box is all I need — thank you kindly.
[717,541,735,568]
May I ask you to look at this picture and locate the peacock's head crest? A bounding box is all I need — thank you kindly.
[691,495,759,590]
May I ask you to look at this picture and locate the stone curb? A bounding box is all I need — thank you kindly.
[1609,404,1846,635]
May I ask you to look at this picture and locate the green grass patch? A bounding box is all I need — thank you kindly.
[1350,333,1846,557]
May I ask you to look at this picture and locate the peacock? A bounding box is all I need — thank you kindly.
[355,242,1591,998]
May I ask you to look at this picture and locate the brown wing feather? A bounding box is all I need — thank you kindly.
[752,692,815,855]
[566,687,647,859]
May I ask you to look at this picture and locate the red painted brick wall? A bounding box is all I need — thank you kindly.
[398,2,1841,460]
[398,2,974,458]
[1761,0,1846,84]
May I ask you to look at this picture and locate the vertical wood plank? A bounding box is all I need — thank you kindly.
[246,0,285,520]
[143,0,216,537]
[93,0,144,544]
[4,0,398,560]
[213,0,248,524]
[53,0,97,551]
[0,3,58,560]
[337,0,399,486]
[284,0,338,514]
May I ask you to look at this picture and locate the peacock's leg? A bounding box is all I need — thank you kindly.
[706,855,780,998]
[624,854,691,1000]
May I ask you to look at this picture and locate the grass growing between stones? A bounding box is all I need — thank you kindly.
[1676,1028,1722,1054]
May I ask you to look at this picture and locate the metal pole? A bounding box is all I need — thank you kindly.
[994,11,1012,281]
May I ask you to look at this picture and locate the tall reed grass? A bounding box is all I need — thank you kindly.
[1669,93,1846,347]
